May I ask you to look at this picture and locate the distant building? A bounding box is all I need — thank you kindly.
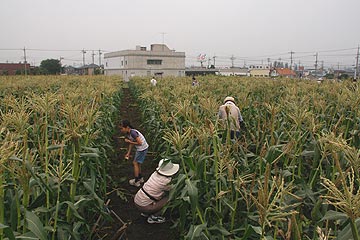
[249,65,270,70]
[185,67,217,76]
[77,64,99,75]
[63,65,78,75]
[218,67,248,76]
[104,44,185,81]
[63,64,100,75]
[271,68,296,78]
[250,68,270,77]
[0,63,30,75]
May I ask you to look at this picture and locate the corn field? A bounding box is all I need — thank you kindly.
[129,76,360,240]
[1,75,360,239]
[0,76,122,239]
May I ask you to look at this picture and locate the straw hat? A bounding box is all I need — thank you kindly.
[224,96,235,104]
[156,159,179,176]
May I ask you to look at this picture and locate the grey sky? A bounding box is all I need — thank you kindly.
[1,0,359,68]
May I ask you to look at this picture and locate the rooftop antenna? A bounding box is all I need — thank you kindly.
[160,32,167,50]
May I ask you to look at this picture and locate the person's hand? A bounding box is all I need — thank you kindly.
[125,153,130,160]
[124,138,131,143]
[240,121,247,132]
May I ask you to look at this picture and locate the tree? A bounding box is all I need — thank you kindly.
[40,59,61,75]
[30,66,42,75]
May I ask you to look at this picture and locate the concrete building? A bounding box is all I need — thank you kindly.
[104,44,185,81]
[249,68,270,77]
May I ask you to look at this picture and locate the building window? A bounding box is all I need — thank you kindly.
[125,61,127,65]
[147,59,162,65]
[121,61,123,66]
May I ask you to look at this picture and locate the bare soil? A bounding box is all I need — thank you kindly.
[97,86,179,240]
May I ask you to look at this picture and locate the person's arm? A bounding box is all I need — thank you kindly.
[125,144,133,159]
[237,108,244,123]
[124,130,140,158]
[218,106,225,119]
[125,136,142,146]
[237,108,246,131]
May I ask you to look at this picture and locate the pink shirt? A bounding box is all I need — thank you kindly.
[134,171,171,206]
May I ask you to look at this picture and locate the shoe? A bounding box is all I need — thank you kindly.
[147,215,165,224]
[129,179,141,187]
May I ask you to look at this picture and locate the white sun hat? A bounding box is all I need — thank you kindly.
[156,159,180,176]
[224,96,235,104]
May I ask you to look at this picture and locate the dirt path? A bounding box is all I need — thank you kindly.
[99,86,178,240]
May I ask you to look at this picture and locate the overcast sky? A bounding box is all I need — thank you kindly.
[1,0,359,68]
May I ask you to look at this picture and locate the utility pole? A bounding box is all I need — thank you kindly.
[91,50,95,65]
[82,49,86,66]
[289,51,295,70]
[355,45,359,81]
[314,52,318,75]
[230,55,235,68]
[213,55,216,68]
[23,47,27,76]
[98,49,102,67]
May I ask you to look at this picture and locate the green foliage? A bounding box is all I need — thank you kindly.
[0,76,123,239]
[130,76,360,239]
[40,59,61,75]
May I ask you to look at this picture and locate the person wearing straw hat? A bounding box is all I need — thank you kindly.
[218,96,246,139]
[134,159,179,224]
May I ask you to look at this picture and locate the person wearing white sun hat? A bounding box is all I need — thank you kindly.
[218,96,246,139]
[134,159,179,224]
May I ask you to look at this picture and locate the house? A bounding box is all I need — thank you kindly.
[77,64,99,75]
[271,68,296,78]
[104,44,185,81]
[0,63,30,75]
[218,67,249,76]
[63,64,100,75]
[63,65,78,75]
